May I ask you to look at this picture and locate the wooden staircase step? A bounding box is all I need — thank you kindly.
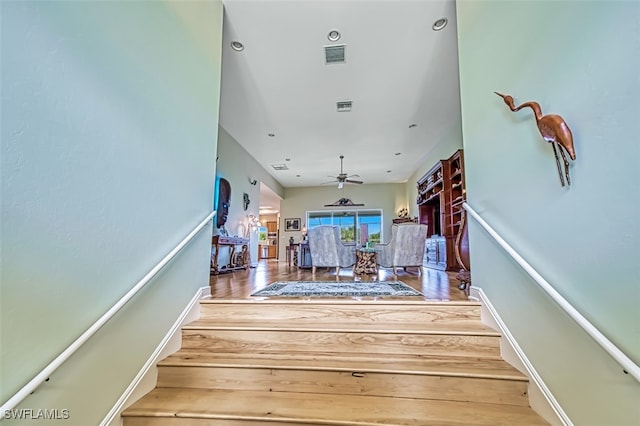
[159,350,523,379]
[180,319,501,358]
[199,299,482,323]
[122,387,548,426]
[180,328,500,358]
[156,350,529,406]
[183,319,498,334]
[122,299,548,425]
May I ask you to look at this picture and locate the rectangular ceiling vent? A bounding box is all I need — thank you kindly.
[271,164,289,171]
[324,45,346,64]
[336,101,352,112]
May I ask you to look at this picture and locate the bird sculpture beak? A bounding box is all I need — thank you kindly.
[494,92,506,98]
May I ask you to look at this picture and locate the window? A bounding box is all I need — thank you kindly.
[307,210,382,244]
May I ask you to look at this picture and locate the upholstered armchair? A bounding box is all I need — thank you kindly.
[375,224,428,276]
[307,225,355,275]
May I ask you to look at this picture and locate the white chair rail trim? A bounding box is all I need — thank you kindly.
[463,202,639,383]
[0,211,216,415]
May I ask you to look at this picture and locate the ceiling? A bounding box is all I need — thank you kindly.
[219,0,463,194]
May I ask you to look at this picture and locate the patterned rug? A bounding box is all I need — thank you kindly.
[250,281,423,297]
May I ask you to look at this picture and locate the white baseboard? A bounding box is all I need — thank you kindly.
[470,286,571,426]
[101,285,210,426]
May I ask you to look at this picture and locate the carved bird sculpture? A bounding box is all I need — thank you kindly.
[495,92,576,186]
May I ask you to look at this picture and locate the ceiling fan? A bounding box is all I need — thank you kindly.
[322,155,363,189]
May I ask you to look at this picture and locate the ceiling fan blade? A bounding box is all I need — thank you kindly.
[320,179,338,185]
[345,179,363,184]
[347,174,360,178]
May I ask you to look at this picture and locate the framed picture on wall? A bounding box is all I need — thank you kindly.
[284,218,301,232]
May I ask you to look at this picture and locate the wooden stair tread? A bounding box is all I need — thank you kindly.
[123,299,547,425]
[201,299,481,306]
[123,387,548,425]
[183,319,499,335]
[199,300,482,323]
[159,350,526,381]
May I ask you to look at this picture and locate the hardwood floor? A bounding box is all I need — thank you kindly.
[209,259,469,301]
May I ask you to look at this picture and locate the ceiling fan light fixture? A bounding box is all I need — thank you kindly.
[321,155,364,187]
[432,18,448,31]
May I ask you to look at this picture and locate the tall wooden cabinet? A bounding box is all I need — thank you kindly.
[417,149,466,271]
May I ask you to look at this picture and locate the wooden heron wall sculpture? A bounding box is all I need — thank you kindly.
[495,92,576,186]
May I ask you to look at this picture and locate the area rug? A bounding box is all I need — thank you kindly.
[250,281,423,297]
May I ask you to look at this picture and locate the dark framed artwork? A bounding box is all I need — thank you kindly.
[284,218,301,232]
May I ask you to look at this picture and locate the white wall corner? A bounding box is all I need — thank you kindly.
[470,286,571,426]
[101,285,211,426]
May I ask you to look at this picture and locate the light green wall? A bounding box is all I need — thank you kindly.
[216,126,285,265]
[280,184,408,257]
[457,1,640,424]
[0,1,223,423]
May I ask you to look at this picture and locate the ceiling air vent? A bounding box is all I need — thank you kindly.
[271,164,289,171]
[336,101,352,112]
[324,44,346,64]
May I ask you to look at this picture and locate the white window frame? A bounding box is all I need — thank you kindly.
[306,209,383,244]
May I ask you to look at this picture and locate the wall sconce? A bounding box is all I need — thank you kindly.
[244,214,261,238]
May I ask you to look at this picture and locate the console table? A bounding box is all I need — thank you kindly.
[286,243,298,267]
[211,235,249,275]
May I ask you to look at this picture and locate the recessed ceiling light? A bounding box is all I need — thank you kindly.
[230,41,244,51]
[395,152,402,156]
[432,18,448,31]
[267,133,275,137]
[285,158,291,161]
[296,174,301,177]
[386,170,392,173]
[409,124,417,128]
[327,29,341,42]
